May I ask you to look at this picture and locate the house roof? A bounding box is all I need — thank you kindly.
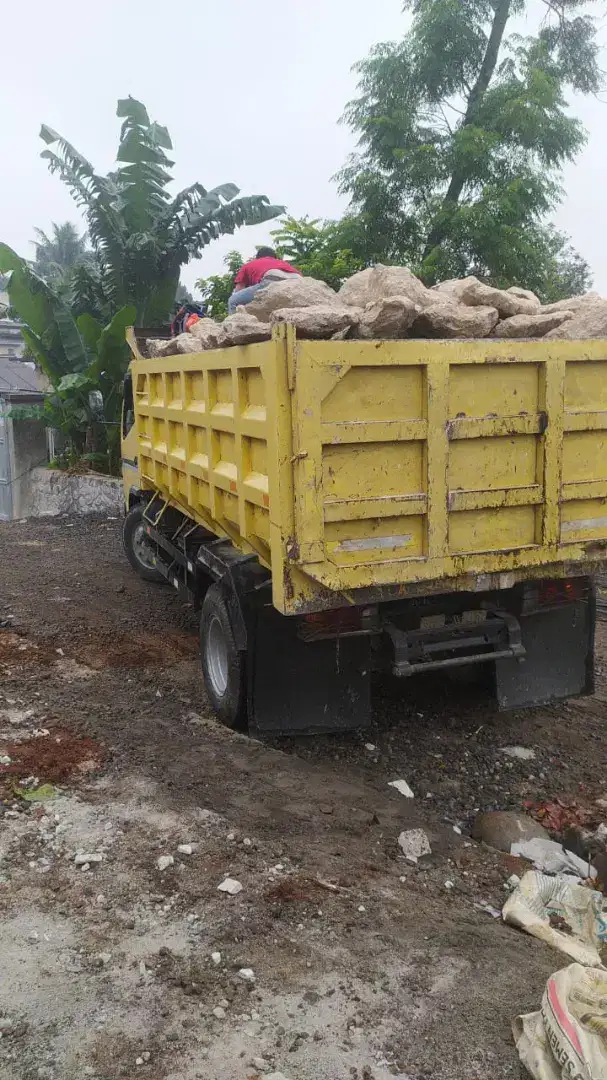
[0,357,44,395]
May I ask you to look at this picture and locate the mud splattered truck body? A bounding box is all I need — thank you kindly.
[121,325,607,732]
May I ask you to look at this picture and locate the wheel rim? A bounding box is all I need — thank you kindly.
[132,522,157,571]
[207,615,229,698]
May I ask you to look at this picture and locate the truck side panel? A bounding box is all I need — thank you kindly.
[129,332,607,615]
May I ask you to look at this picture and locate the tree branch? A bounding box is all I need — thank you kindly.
[421,0,512,271]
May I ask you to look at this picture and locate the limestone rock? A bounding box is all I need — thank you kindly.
[493,311,574,338]
[457,280,539,318]
[337,267,376,308]
[270,305,360,338]
[357,296,419,339]
[338,264,430,310]
[175,332,203,354]
[471,811,548,853]
[431,276,481,303]
[506,286,541,310]
[218,312,271,347]
[245,276,339,321]
[413,303,499,339]
[541,291,602,315]
[544,298,607,340]
[188,317,221,349]
[369,264,430,308]
[146,337,178,358]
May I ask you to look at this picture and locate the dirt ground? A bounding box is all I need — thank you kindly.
[1,514,606,1080]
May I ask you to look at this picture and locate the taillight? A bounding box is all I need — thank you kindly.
[524,578,587,612]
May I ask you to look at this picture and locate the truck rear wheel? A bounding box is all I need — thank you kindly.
[200,585,246,729]
[123,505,164,584]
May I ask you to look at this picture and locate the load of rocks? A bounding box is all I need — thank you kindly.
[146,267,607,355]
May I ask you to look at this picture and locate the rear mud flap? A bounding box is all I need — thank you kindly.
[495,600,594,709]
[249,606,371,735]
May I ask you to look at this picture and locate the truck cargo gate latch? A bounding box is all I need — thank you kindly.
[384,609,525,677]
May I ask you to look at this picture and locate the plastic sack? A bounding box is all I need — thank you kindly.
[502,870,607,967]
[513,962,607,1079]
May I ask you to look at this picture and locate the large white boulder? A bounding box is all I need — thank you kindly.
[357,296,419,339]
[457,280,539,318]
[188,317,221,349]
[544,298,607,339]
[218,312,271,347]
[338,264,430,310]
[245,276,339,321]
[146,337,178,358]
[270,305,360,338]
[541,292,602,315]
[413,303,499,339]
[493,311,574,338]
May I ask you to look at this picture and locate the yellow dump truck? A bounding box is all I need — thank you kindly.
[121,324,607,732]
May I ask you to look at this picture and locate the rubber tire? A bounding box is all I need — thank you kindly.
[122,505,165,584]
[200,584,247,729]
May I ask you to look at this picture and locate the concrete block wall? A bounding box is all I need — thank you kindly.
[21,467,123,518]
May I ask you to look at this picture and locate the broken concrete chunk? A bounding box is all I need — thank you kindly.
[245,276,339,321]
[471,810,548,852]
[357,296,419,339]
[217,312,272,347]
[457,280,539,317]
[541,291,602,315]
[388,779,415,798]
[74,852,103,865]
[270,305,359,338]
[398,828,431,863]
[146,337,178,358]
[217,876,243,895]
[544,298,607,340]
[493,311,574,338]
[413,303,499,339]
[187,317,221,349]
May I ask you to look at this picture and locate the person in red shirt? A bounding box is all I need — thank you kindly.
[228,247,301,314]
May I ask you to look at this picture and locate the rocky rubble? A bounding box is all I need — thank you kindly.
[145,265,606,355]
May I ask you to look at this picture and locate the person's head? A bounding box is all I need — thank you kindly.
[256,246,277,259]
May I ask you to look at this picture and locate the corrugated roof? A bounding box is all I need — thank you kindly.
[0,357,43,394]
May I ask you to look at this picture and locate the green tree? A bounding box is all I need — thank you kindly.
[338,0,600,295]
[39,96,284,325]
[270,216,364,290]
[32,221,94,289]
[195,251,244,321]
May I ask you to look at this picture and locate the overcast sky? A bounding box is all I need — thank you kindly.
[2,0,605,294]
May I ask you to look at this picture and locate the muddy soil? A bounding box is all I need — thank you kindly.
[1,513,605,1080]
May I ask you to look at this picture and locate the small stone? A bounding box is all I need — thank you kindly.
[211,951,221,965]
[357,905,366,912]
[242,837,252,847]
[219,998,229,1009]
[217,876,242,895]
[96,952,112,965]
[251,1058,271,1072]
[135,1058,144,1066]
[444,881,455,890]
[238,967,255,982]
[397,828,432,863]
[74,853,103,866]
[157,855,174,872]
[212,1006,226,1020]
[227,832,236,841]
[177,844,193,855]
[364,743,376,752]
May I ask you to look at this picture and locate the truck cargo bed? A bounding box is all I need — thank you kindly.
[127,326,607,614]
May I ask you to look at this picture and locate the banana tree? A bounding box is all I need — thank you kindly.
[0,243,134,472]
[40,97,285,325]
